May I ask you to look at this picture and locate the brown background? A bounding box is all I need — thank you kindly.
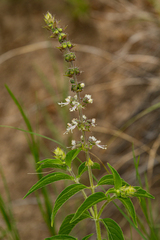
[0,0,160,239]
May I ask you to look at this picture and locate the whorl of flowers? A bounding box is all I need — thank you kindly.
[44,12,107,150]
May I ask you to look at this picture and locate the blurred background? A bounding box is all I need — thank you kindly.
[0,0,160,239]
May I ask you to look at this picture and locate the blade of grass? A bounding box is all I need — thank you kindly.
[0,125,65,148]
[0,165,20,240]
[4,86,56,235]
[145,174,158,240]
[113,202,147,240]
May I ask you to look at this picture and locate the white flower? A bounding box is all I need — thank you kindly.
[91,118,96,127]
[74,95,78,100]
[88,98,93,103]
[95,140,107,149]
[85,94,91,99]
[69,102,80,112]
[89,136,107,149]
[83,115,87,120]
[89,136,97,142]
[80,83,85,88]
[64,119,78,134]
[71,140,76,146]
[84,94,93,104]
[58,96,71,107]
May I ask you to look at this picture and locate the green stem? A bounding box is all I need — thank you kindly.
[95,219,102,240]
[98,196,117,219]
[70,48,102,240]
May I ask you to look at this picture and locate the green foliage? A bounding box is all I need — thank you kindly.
[59,212,91,234]
[71,192,107,222]
[81,233,94,240]
[24,172,74,199]
[45,235,77,240]
[102,218,125,240]
[118,197,137,227]
[77,162,100,178]
[51,184,87,226]
[107,163,122,190]
[37,158,67,171]
[98,174,129,187]
[65,148,81,168]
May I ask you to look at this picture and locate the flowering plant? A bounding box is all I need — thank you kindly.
[24,12,154,240]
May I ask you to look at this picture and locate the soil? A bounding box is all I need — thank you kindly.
[0,0,160,240]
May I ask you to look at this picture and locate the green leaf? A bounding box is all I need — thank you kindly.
[77,162,100,178]
[65,149,81,168]
[107,164,122,190]
[118,197,137,227]
[82,233,94,240]
[59,212,91,234]
[133,187,155,199]
[37,159,67,171]
[102,218,124,240]
[45,234,77,240]
[71,192,107,222]
[51,184,87,226]
[24,172,74,198]
[98,175,129,187]
[113,202,147,240]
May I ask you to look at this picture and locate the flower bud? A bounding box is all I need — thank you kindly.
[58,28,63,32]
[53,147,66,161]
[71,85,77,92]
[70,79,75,84]
[44,12,57,29]
[58,33,67,42]
[85,158,94,167]
[67,41,74,49]
[64,52,76,62]
[65,67,80,77]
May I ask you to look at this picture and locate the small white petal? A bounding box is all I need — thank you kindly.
[85,94,91,99]
[89,136,97,142]
[88,98,93,103]
[71,140,76,145]
[96,144,107,149]
[80,83,85,88]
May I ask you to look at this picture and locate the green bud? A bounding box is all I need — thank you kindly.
[58,33,67,42]
[116,186,137,198]
[74,67,80,75]
[53,147,66,161]
[85,158,94,167]
[65,67,80,77]
[64,52,76,62]
[44,12,57,29]
[71,84,77,92]
[54,29,59,35]
[67,41,73,49]
[62,42,67,48]
[58,28,63,32]
[70,79,75,84]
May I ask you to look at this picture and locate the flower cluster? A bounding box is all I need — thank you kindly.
[116,186,137,198]
[71,135,107,150]
[53,147,66,161]
[44,12,107,151]
[58,95,93,112]
[65,115,96,134]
